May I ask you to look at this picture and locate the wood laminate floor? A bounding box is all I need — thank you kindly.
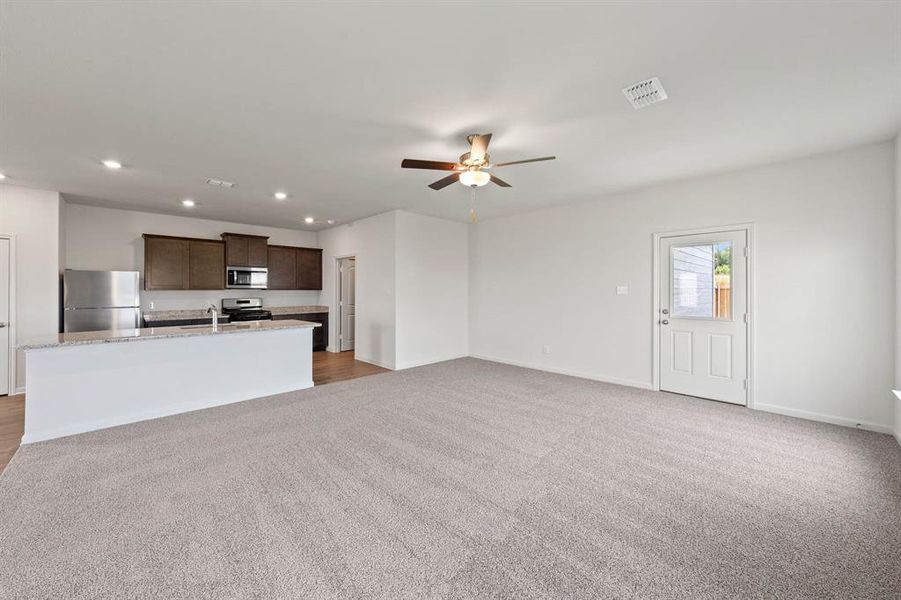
[0,350,387,475]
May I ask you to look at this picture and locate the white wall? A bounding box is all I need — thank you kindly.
[64,203,321,310]
[318,211,397,368]
[0,184,63,392]
[470,141,896,432]
[395,211,468,369]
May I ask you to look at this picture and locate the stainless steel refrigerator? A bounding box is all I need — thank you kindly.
[63,270,141,333]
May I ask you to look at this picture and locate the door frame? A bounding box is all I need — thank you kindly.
[333,253,355,353]
[0,233,17,396]
[651,223,755,408]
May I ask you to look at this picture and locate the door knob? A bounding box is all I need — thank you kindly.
[660,319,669,325]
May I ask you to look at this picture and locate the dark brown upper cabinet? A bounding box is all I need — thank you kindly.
[188,240,225,290]
[144,235,190,290]
[222,233,269,267]
[296,247,323,290]
[268,245,322,290]
[144,234,225,291]
[144,233,320,291]
[267,245,297,290]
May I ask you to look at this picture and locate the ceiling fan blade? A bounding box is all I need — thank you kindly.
[490,174,512,188]
[401,159,460,171]
[428,173,460,190]
[468,133,493,163]
[490,156,556,168]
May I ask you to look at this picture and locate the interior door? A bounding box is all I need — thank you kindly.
[0,239,9,395]
[339,257,355,351]
[659,230,747,405]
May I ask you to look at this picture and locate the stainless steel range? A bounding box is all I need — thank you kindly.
[221,298,272,322]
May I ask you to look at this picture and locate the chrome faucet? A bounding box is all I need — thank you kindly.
[207,304,219,330]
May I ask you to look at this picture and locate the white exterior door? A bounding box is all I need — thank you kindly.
[659,230,747,405]
[339,257,355,352]
[0,238,9,396]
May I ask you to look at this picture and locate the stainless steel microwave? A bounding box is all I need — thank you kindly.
[226,266,268,289]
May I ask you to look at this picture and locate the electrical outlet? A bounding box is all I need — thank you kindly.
[149,301,154,309]
[542,345,551,355]
[616,285,629,296]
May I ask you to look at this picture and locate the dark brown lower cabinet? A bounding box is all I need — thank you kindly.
[273,313,328,351]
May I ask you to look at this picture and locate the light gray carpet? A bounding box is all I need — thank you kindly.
[0,358,899,599]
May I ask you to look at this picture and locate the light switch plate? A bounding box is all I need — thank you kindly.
[616,285,629,296]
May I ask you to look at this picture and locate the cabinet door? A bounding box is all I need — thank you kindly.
[189,240,225,290]
[301,313,328,351]
[267,246,297,289]
[225,235,248,266]
[145,237,189,290]
[296,248,323,290]
[247,237,269,267]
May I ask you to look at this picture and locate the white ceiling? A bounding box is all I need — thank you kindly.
[1,1,899,230]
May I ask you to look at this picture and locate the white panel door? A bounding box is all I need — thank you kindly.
[0,238,9,395]
[659,230,747,404]
[339,257,355,351]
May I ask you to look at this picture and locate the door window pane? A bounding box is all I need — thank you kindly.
[671,242,732,319]
[713,242,731,319]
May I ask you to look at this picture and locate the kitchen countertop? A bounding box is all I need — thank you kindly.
[143,305,328,322]
[21,319,321,350]
[143,309,226,322]
[268,305,329,315]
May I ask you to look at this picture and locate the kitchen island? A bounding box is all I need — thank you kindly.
[19,320,320,444]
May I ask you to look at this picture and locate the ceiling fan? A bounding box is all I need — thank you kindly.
[401,133,555,190]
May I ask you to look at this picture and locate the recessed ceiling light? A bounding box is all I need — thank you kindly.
[304,217,314,224]
[181,199,196,208]
[327,219,335,225]
[0,173,6,180]
[102,159,122,170]
[274,191,288,200]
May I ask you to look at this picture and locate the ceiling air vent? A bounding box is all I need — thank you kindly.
[206,178,236,188]
[622,77,668,109]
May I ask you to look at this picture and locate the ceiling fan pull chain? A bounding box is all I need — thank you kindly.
[470,187,478,223]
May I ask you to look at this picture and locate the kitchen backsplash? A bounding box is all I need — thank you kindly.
[141,289,322,311]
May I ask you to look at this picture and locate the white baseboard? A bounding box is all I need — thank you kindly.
[468,354,654,390]
[395,354,469,371]
[469,355,895,436]
[13,386,24,396]
[355,355,394,370]
[754,402,894,435]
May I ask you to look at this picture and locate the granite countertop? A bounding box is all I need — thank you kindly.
[143,309,226,322]
[21,319,321,351]
[143,305,328,322]
[268,305,329,315]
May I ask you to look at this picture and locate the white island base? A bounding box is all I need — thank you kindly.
[22,323,315,444]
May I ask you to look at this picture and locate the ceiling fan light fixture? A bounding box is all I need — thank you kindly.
[459,170,490,187]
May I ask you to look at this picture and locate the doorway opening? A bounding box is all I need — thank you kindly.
[652,225,753,406]
[337,256,355,352]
